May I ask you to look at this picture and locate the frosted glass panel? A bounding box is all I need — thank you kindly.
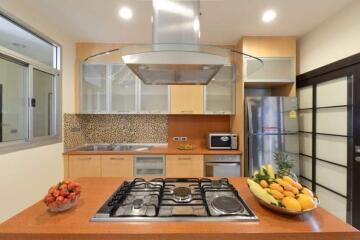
[317,77,347,108]
[299,177,312,190]
[245,57,294,82]
[297,86,313,109]
[299,109,312,132]
[316,161,347,196]
[299,133,312,156]
[81,64,107,113]
[316,107,347,135]
[111,65,137,113]
[205,65,235,114]
[317,185,347,222]
[300,155,312,180]
[316,135,347,166]
[140,82,168,113]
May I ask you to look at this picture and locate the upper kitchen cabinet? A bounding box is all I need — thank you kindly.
[140,82,169,114]
[110,64,137,113]
[170,85,204,114]
[205,65,235,115]
[241,37,297,96]
[80,63,107,113]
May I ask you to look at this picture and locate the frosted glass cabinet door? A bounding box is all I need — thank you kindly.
[111,65,137,113]
[81,64,107,113]
[205,65,235,114]
[245,57,295,83]
[140,82,169,113]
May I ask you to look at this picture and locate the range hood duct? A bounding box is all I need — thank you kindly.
[123,0,226,85]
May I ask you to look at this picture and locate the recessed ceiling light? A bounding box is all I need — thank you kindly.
[262,9,277,23]
[118,7,133,20]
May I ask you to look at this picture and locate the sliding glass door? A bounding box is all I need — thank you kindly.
[297,59,360,229]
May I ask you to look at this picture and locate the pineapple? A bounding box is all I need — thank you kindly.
[273,150,296,179]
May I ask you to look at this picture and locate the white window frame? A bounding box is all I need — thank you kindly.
[0,11,62,154]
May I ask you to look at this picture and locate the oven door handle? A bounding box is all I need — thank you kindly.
[205,162,240,166]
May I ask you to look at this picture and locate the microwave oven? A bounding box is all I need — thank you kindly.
[208,133,238,150]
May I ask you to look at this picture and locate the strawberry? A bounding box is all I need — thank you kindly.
[52,190,60,197]
[48,186,56,194]
[67,182,76,190]
[60,188,69,197]
[56,196,64,203]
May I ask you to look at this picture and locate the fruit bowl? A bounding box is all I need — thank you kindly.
[247,164,320,215]
[250,191,320,215]
[43,179,81,213]
[48,196,79,212]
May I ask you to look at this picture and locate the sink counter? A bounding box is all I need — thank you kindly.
[0,177,359,240]
[63,144,242,156]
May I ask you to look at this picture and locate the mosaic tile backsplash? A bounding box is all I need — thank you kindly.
[64,114,168,149]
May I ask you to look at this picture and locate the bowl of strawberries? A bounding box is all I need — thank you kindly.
[43,179,81,212]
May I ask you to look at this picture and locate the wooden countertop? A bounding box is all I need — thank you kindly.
[0,178,359,240]
[63,144,242,155]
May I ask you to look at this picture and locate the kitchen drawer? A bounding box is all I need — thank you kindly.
[166,155,204,177]
[101,155,133,177]
[69,155,101,179]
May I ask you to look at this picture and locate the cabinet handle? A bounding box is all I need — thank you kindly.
[78,157,91,160]
[180,110,193,113]
[110,157,124,160]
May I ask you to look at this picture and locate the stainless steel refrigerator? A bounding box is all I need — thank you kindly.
[245,96,299,176]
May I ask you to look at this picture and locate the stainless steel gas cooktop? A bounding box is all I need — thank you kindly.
[91,178,258,222]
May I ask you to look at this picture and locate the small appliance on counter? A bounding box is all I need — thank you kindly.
[208,133,238,150]
[91,178,257,222]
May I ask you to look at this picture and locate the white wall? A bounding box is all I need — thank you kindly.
[0,0,75,223]
[298,0,360,74]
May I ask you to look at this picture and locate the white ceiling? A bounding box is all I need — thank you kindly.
[20,0,353,45]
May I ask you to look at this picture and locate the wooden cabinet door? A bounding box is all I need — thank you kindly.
[69,155,101,179]
[166,155,204,177]
[101,155,133,177]
[170,85,204,114]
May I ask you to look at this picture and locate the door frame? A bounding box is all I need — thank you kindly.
[297,53,360,228]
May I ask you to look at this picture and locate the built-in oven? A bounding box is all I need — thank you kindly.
[204,155,241,177]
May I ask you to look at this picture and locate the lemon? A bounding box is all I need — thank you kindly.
[301,187,314,198]
[297,194,316,210]
[282,197,301,212]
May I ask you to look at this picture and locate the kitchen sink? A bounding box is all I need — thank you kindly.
[75,144,152,152]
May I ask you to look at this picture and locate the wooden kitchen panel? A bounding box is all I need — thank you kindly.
[242,36,296,57]
[170,85,204,114]
[101,155,133,177]
[166,155,204,177]
[168,115,230,146]
[69,155,101,179]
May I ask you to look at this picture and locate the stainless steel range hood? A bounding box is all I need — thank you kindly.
[123,0,226,85]
[83,0,263,85]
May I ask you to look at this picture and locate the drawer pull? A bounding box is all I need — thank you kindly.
[78,157,91,160]
[180,110,193,113]
[110,157,124,160]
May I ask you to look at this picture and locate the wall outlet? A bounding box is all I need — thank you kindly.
[173,136,188,142]
[180,137,188,141]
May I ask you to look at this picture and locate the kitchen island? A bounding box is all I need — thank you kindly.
[0,178,359,240]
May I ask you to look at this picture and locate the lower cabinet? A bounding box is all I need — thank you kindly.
[66,154,205,179]
[166,155,204,177]
[101,155,133,177]
[69,155,101,179]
